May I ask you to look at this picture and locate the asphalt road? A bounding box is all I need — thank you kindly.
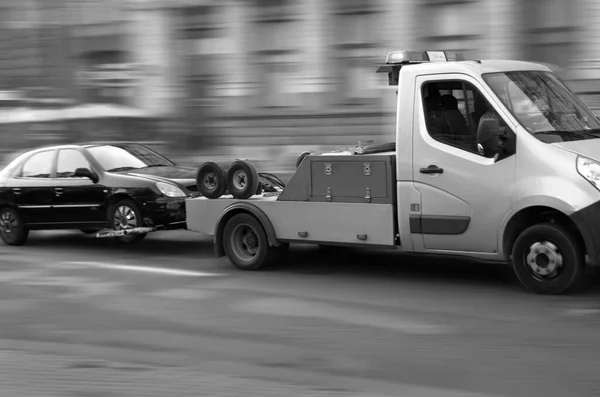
[2,230,600,397]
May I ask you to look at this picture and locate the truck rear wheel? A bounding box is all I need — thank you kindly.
[511,223,585,295]
[223,213,283,270]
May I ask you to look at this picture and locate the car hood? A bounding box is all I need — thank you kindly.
[114,165,198,190]
[553,139,600,162]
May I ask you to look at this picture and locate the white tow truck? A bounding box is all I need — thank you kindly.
[186,50,600,295]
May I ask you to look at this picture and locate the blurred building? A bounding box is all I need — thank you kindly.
[2,0,600,151]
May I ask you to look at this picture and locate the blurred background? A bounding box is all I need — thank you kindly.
[0,0,599,176]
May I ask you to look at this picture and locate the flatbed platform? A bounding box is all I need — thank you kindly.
[186,195,397,247]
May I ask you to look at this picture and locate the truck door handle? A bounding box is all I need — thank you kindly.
[420,165,444,174]
[12,188,21,195]
[54,188,64,196]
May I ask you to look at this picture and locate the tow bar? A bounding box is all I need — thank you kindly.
[95,227,157,238]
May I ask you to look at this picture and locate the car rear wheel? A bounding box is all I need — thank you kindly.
[0,208,28,246]
[511,223,585,295]
[223,213,285,270]
[108,199,146,244]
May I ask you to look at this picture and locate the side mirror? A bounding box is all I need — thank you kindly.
[74,167,99,184]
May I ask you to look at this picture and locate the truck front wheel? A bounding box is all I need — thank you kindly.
[511,223,585,295]
[223,213,284,270]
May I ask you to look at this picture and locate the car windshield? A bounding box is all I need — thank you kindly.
[86,144,174,172]
[483,71,600,142]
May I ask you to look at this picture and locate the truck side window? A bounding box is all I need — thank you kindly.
[422,81,512,158]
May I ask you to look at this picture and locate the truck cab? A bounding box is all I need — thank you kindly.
[186,50,600,295]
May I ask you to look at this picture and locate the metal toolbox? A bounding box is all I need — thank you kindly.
[278,154,396,204]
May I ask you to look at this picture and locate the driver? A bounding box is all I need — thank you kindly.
[476,102,501,158]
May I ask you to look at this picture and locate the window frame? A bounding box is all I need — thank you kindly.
[16,149,57,179]
[420,77,515,158]
[55,148,94,179]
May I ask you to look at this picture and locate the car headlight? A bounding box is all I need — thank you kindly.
[156,182,187,198]
[577,156,600,189]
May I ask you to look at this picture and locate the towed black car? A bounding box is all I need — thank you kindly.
[0,142,200,245]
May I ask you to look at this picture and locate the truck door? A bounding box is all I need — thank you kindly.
[411,74,517,254]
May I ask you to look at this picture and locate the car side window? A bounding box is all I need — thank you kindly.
[56,149,91,178]
[20,151,55,178]
[422,80,512,158]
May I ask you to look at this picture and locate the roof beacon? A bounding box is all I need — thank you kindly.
[377,50,465,86]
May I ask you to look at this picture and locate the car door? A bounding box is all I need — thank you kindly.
[411,74,517,254]
[9,149,58,225]
[52,148,109,227]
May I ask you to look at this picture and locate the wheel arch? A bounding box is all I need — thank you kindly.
[214,202,281,257]
[501,205,585,261]
[107,191,133,206]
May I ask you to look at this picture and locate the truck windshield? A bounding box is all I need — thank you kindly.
[483,71,600,142]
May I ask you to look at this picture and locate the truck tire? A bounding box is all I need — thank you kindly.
[226,160,259,200]
[223,213,283,270]
[511,223,585,295]
[108,199,146,244]
[197,162,228,199]
[0,207,28,246]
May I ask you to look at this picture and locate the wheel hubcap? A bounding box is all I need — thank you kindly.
[114,206,137,230]
[526,241,563,280]
[203,172,218,191]
[231,224,259,261]
[233,170,247,190]
[0,211,17,234]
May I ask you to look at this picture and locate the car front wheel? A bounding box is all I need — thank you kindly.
[511,223,585,295]
[0,207,28,246]
[108,199,146,244]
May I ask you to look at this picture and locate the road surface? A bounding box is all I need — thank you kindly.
[1,230,600,397]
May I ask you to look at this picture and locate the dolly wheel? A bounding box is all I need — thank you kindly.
[226,160,260,200]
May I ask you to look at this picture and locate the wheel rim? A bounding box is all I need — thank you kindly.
[231,223,259,262]
[232,170,247,191]
[0,211,18,236]
[114,206,137,230]
[525,241,563,281]
[203,172,219,191]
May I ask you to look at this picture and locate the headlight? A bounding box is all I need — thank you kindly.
[156,182,186,198]
[577,156,600,189]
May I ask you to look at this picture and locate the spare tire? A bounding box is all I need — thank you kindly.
[197,161,228,199]
[226,160,260,200]
[296,151,313,168]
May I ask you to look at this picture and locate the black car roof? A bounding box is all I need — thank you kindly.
[17,141,149,157]
[77,141,146,147]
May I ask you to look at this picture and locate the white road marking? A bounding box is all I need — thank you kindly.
[149,288,219,300]
[0,269,53,282]
[564,308,600,316]
[233,298,453,335]
[65,261,227,277]
[13,276,129,299]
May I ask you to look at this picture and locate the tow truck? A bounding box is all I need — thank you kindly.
[186,50,600,295]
